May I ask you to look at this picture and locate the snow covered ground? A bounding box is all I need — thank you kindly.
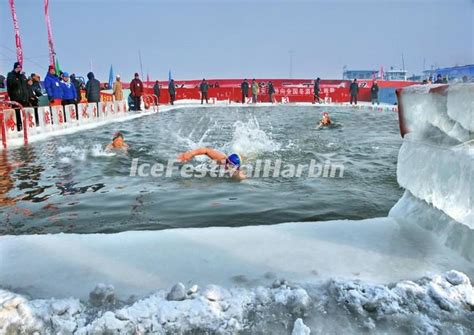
[1,84,473,334]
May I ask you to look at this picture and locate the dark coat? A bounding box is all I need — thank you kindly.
[268,83,275,94]
[349,82,359,96]
[85,72,101,102]
[26,83,38,106]
[31,81,43,97]
[314,81,320,93]
[7,70,28,104]
[71,76,82,102]
[200,82,209,93]
[153,83,160,97]
[370,84,379,98]
[44,72,63,100]
[130,78,144,97]
[241,81,249,93]
[168,81,176,95]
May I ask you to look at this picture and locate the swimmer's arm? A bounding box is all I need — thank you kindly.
[178,148,227,162]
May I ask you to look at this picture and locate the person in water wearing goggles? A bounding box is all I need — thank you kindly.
[177,148,246,180]
[106,132,129,153]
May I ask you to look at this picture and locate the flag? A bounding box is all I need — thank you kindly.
[55,57,61,76]
[108,65,114,89]
[168,69,172,82]
[8,0,23,65]
[44,0,56,66]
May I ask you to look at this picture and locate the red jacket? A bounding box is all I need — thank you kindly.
[130,78,143,96]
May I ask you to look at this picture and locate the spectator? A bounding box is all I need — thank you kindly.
[349,79,359,105]
[200,78,209,104]
[241,79,249,103]
[29,74,43,124]
[268,81,275,103]
[60,72,77,106]
[251,79,258,103]
[25,76,39,125]
[6,62,28,131]
[85,72,101,104]
[462,75,468,83]
[434,74,444,84]
[44,65,62,106]
[130,73,143,111]
[370,80,379,105]
[113,75,123,101]
[0,74,5,89]
[153,80,160,105]
[168,79,176,105]
[70,73,82,104]
[31,73,43,99]
[313,77,321,103]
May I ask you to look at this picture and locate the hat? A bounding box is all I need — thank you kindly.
[13,62,22,69]
[116,74,120,79]
[48,65,55,71]
[226,153,242,168]
[134,72,139,77]
[62,72,69,77]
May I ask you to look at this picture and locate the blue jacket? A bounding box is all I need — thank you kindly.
[61,81,77,100]
[44,72,62,100]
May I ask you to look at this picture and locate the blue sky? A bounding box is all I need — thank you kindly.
[1,0,472,81]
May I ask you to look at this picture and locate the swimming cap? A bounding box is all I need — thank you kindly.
[226,153,242,168]
[323,112,329,116]
[112,132,123,140]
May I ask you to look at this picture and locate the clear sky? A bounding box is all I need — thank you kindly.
[1,0,473,81]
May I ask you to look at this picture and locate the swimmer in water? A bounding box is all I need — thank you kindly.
[177,148,247,180]
[318,112,332,127]
[106,132,129,153]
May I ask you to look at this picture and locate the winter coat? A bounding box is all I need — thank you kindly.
[6,70,28,103]
[31,81,43,97]
[61,81,77,100]
[168,81,176,95]
[200,82,209,93]
[314,81,320,93]
[268,83,275,94]
[26,83,38,106]
[71,76,82,102]
[113,80,123,100]
[349,82,359,96]
[241,81,249,93]
[153,83,160,97]
[130,78,143,97]
[251,82,259,95]
[44,72,63,100]
[85,72,101,103]
[370,84,379,98]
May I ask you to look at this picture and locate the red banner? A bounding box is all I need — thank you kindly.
[44,0,56,66]
[8,0,23,65]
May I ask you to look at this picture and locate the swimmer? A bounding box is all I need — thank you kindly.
[105,132,129,153]
[177,148,247,180]
[317,112,332,128]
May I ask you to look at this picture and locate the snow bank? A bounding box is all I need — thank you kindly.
[2,218,473,301]
[1,271,472,334]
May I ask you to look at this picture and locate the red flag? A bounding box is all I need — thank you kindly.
[8,0,23,65]
[44,0,56,66]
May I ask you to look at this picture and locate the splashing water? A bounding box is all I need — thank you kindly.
[228,117,281,158]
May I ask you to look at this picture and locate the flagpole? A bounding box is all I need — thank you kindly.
[139,50,144,80]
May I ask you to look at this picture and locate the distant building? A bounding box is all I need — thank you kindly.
[383,69,407,81]
[343,70,378,80]
[433,64,474,82]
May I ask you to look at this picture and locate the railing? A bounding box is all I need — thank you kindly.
[0,100,28,148]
